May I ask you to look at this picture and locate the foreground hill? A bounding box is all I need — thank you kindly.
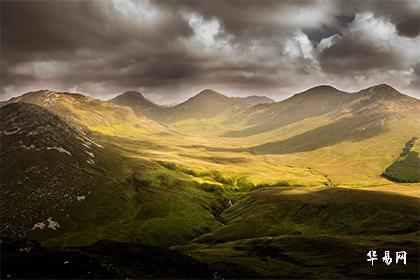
[1,239,215,279]
[0,103,111,237]
[0,102,232,247]
[179,186,420,278]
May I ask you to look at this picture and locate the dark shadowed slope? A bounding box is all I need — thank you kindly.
[383,137,420,183]
[249,112,388,154]
[223,85,353,137]
[179,187,420,279]
[1,239,216,279]
[0,102,108,237]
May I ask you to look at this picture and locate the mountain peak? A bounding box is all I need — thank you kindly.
[195,89,225,97]
[293,85,344,99]
[114,91,149,100]
[110,90,156,106]
[185,89,230,103]
[304,85,342,93]
[120,91,146,98]
[365,83,399,92]
[358,84,402,98]
[309,85,338,91]
[8,89,89,104]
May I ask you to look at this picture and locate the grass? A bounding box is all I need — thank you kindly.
[175,186,420,278]
[188,186,420,243]
[42,156,230,247]
[177,234,420,279]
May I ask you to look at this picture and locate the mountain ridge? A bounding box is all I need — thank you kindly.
[110,88,274,123]
[223,83,420,137]
[2,89,163,133]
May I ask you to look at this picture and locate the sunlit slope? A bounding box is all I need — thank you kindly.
[4,84,419,187]
[107,84,420,185]
[5,90,163,134]
[203,84,420,185]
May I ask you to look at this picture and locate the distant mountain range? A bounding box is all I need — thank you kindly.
[110,89,274,122]
[2,84,419,184]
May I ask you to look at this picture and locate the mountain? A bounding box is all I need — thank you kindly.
[110,89,273,124]
[0,102,108,237]
[3,90,161,133]
[223,84,420,137]
[223,85,354,137]
[167,89,246,122]
[110,91,164,118]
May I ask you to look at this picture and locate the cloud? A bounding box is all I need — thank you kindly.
[320,12,420,72]
[1,0,419,102]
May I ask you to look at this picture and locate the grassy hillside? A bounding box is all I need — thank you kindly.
[0,103,229,247]
[177,186,420,278]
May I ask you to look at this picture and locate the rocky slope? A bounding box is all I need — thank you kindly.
[0,102,106,237]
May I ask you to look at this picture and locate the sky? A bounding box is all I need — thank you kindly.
[1,0,419,104]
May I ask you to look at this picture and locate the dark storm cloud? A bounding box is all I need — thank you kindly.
[1,0,192,57]
[1,0,419,102]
